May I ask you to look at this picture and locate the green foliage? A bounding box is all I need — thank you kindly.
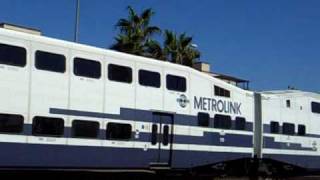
[111,6,201,67]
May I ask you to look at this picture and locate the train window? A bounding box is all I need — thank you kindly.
[74,57,101,79]
[286,100,291,108]
[32,116,64,137]
[214,114,232,129]
[35,51,66,73]
[0,113,24,133]
[214,86,230,98]
[151,124,158,145]
[311,102,320,114]
[106,123,132,140]
[0,43,26,67]
[235,117,246,130]
[166,74,186,92]
[72,120,100,139]
[108,64,132,83]
[282,123,295,135]
[139,69,161,88]
[198,112,210,127]
[270,121,279,133]
[162,125,169,146]
[298,125,306,136]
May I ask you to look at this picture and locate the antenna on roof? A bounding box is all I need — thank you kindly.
[74,0,80,42]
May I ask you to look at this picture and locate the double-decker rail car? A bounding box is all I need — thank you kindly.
[261,90,320,171]
[0,28,255,171]
[0,26,319,175]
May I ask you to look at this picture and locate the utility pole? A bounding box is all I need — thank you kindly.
[74,0,80,42]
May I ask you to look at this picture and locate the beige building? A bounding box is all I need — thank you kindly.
[193,61,249,90]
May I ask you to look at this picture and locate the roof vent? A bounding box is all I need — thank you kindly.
[0,23,41,35]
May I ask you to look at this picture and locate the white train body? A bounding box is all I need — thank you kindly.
[0,28,318,172]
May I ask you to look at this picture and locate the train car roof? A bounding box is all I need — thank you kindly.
[261,90,320,99]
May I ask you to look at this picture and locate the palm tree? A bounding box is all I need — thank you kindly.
[163,30,200,66]
[110,6,161,56]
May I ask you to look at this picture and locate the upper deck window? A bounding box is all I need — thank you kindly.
[214,86,230,98]
[74,57,101,79]
[35,51,66,73]
[286,100,291,108]
[166,74,186,92]
[108,64,132,83]
[311,102,320,114]
[0,43,26,67]
[139,70,160,88]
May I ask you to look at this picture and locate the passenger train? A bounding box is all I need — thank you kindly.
[0,26,319,175]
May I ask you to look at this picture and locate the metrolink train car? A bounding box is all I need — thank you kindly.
[261,90,320,171]
[0,26,319,175]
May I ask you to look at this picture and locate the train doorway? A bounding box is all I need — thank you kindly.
[150,113,174,166]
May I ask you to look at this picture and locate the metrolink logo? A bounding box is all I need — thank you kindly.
[194,96,242,115]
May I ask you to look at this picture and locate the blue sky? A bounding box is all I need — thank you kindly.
[0,0,319,92]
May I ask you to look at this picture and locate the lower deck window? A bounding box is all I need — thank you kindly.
[270,121,280,134]
[0,113,24,133]
[72,120,100,138]
[214,114,232,129]
[32,116,64,137]
[235,117,246,130]
[298,124,306,136]
[106,123,132,140]
[282,123,295,135]
[198,112,210,127]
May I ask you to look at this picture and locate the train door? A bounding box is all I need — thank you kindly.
[150,113,174,166]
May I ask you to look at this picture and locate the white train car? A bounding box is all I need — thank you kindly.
[261,90,320,170]
[0,27,256,171]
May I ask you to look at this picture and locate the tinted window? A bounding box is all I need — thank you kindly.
[108,64,132,83]
[151,124,158,145]
[270,121,279,133]
[162,125,169,146]
[235,117,246,130]
[298,125,306,136]
[286,100,291,108]
[32,116,64,137]
[0,43,26,67]
[139,70,160,88]
[311,102,320,114]
[282,123,295,135]
[74,58,101,79]
[198,112,210,127]
[214,86,230,98]
[72,120,100,138]
[106,123,132,140]
[35,51,66,73]
[0,113,23,133]
[214,114,232,129]
[166,74,186,92]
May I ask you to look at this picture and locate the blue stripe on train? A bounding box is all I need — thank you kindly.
[49,107,254,131]
[22,124,253,148]
[263,136,315,151]
[0,142,251,169]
